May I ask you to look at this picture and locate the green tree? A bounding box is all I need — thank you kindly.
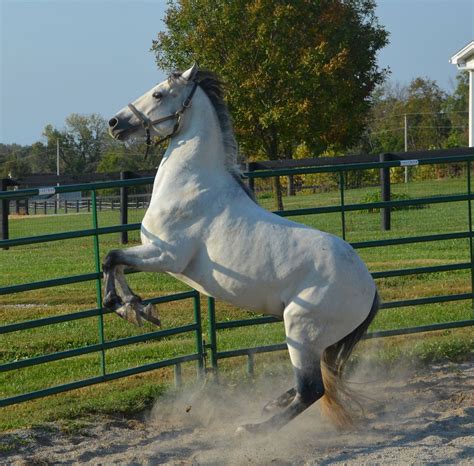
[152,0,388,208]
[42,114,109,175]
[444,72,469,147]
[366,77,452,154]
[0,143,33,178]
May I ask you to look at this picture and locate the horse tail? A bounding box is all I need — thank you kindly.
[320,290,380,428]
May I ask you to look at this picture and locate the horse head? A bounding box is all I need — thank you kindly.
[108,63,199,143]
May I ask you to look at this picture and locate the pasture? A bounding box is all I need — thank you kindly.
[1,176,473,431]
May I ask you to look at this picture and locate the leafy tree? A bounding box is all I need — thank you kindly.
[152,0,388,208]
[404,78,450,150]
[444,72,469,147]
[97,141,164,174]
[1,154,32,179]
[0,143,33,178]
[366,77,452,154]
[42,114,109,175]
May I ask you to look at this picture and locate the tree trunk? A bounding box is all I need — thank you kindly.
[273,176,284,211]
[267,126,284,211]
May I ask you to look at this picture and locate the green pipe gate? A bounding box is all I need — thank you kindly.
[1,150,474,407]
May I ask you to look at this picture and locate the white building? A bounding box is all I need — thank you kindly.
[450,41,474,147]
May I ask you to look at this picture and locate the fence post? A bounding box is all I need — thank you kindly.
[120,171,131,244]
[1,179,11,249]
[287,176,295,196]
[246,162,255,195]
[380,153,391,231]
[207,296,218,374]
[193,292,204,378]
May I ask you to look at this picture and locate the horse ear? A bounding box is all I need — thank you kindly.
[181,63,198,81]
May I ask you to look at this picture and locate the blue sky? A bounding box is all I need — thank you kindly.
[1,0,473,145]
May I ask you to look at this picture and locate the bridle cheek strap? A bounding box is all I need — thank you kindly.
[127,81,198,159]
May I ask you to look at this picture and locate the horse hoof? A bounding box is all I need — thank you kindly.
[235,425,251,436]
[115,302,144,327]
[235,423,266,436]
[140,303,161,327]
[103,292,121,310]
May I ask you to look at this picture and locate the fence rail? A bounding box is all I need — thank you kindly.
[1,148,474,407]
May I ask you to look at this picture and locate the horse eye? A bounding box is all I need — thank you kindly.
[152,91,163,100]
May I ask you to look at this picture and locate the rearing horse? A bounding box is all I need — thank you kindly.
[105,64,379,433]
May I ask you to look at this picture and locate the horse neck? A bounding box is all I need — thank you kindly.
[159,89,228,178]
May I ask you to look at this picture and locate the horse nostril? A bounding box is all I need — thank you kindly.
[108,117,119,128]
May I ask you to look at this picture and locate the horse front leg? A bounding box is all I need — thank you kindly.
[102,244,186,326]
[102,251,123,311]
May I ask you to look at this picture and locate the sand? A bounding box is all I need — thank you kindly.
[1,358,472,465]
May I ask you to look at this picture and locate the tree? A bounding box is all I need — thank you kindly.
[0,143,33,178]
[444,72,469,147]
[42,114,109,175]
[366,77,452,154]
[152,0,388,208]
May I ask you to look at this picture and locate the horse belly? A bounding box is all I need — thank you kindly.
[168,271,286,316]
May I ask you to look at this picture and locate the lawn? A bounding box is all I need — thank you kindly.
[1,175,473,430]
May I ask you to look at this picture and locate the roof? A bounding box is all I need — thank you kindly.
[450,41,474,68]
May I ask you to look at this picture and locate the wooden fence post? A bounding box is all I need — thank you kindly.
[120,171,131,244]
[380,153,392,231]
[287,175,295,196]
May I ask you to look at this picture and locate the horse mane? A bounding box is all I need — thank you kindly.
[170,69,256,202]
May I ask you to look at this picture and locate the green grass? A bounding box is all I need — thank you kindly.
[1,177,473,431]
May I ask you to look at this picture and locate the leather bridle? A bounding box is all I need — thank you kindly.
[127,81,198,158]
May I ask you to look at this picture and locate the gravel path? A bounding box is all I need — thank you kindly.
[1,358,473,465]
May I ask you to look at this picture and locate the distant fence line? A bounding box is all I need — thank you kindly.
[9,194,152,216]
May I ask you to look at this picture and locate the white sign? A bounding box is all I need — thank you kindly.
[38,187,56,196]
[400,159,419,167]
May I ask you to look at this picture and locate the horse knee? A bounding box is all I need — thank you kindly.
[103,250,121,272]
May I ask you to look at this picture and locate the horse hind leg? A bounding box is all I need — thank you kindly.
[262,387,296,414]
[237,361,325,434]
[237,301,325,434]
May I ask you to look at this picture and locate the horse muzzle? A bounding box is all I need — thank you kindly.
[108,115,137,141]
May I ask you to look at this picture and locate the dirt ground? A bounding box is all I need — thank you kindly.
[1,357,473,465]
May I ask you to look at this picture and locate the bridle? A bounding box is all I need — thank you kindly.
[127,80,198,159]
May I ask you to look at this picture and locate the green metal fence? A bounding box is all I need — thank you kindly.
[1,152,474,407]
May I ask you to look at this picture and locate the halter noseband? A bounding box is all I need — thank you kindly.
[127,81,198,159]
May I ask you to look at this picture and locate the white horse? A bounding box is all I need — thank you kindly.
[106,64,379,433]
